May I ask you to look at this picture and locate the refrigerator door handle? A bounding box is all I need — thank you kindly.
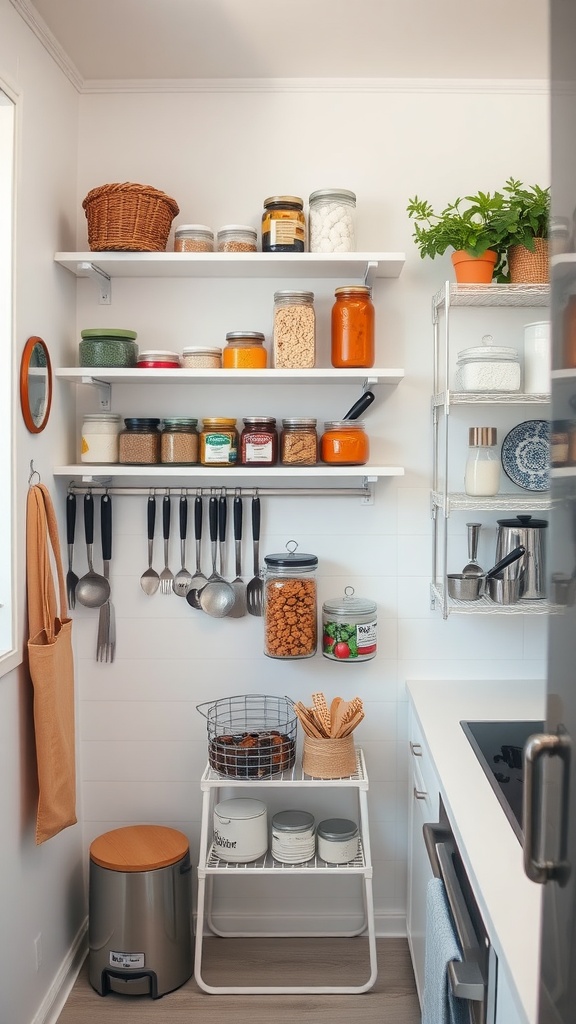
[523,731,571,885]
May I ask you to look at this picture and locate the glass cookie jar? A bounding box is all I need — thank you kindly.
[263,541,318,660]
[322,587,377,662]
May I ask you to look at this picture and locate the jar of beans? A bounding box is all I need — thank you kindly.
[174,224,214,252]
[263,541,318,660]
[160,418,199,464]
[273,291,315,368]
[240,417,278,466]
[118,418,161,464]
[217,225,258,252]
[280,418,318,466]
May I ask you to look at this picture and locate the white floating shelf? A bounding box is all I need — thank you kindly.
[55,367,404,386]
[53,464,404,481]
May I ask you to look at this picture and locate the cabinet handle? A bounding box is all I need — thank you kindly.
[413,786,427,800]
[410,741,423,756]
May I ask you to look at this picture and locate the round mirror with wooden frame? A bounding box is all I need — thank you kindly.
[20,336,52,433]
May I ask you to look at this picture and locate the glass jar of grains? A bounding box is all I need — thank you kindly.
[273,291,315,368]
[200,417,238,466]
[331,285,375,368]
[240,417,278,466]
[160,418,199,464]
[262,196,305,252]
[280,418,318,466]
[263,541,318,660]
[181,346,222,369]
[81,413,121,464]
[174,224,214,252]
[320,420,369,466]
[217,225,258,252]
[222,332,268,369]
[118,418,161,464]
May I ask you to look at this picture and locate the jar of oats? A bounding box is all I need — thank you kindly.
[217,225,258,252]
[280,418,318,466]
[273,291,316,368]
[174,224,214,252]
[263,542,318,660]
[160,418,199,464]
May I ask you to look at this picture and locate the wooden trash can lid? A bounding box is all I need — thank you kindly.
[90,825,189,872]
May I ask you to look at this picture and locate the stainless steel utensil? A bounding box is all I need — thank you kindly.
[159,494,174,595]
[487,574,522,605]
[461,522,483,577]
[140,495,160,596]
[495,514,548,599]
[173,495,193,597]
[76,492,111,608]
[218,493,227,579]
[447,545,526,601]
[186,494,207,610]
[97,493,115,662]
[228,494,247,618]
[198,495,235,617]
[246,495,263,616]
[65,492,79,610]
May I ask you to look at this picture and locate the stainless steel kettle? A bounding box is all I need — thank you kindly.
[495,515,548,599]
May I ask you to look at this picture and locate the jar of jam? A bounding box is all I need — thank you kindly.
[200,417,238,466]
[262,196,305,253]
[118,418,161,464]
[320,420,369,466]
[240,417,278,466]
[160,418,199,464]
[331,285,375,368]
[222,332,267,369]
[263,541,318,660]
[280,419,318,465]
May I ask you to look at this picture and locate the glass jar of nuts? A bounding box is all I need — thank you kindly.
[263,541,318,660]
[273,290,316,368]
[280,418,318,466]
[217,225,258,252]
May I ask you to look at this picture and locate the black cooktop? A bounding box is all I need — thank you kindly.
[460,719,544,844]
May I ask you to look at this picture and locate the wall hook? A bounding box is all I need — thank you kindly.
[28,460,41,486]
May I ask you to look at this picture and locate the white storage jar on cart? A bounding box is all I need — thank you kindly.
[317,818,359,864]
[271,810,316,864]
[213,798,268,863]
[308,189,356,252]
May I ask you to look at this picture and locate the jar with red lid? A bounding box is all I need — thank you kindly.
[240,417,278,466]
[137,350,180,368]
[331,285,375,368]
[320,420,369,466]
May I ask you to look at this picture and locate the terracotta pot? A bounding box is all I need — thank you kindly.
[508,237,549,284]
[451,249,497,284]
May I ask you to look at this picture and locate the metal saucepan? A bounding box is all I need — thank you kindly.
[447,545,526,602]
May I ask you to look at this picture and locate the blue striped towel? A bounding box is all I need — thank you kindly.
[421,876,469,1024]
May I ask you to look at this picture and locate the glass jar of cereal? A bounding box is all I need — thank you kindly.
[263,541,318,660]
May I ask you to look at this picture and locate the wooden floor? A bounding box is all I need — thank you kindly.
[57,937,421,1024]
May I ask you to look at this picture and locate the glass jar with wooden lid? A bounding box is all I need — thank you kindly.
[331,285,375,368]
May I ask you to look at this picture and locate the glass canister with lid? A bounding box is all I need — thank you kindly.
[308,188,356,252]
[320,420,369,465]
[322,587,377,662]
[174,224,214,252]
[240,417,278,466]
[222,332,268,369]
[454,335,521,392]
[280,418,318,465]
[273,291,316,368]
[262,196,305,252]
[217,225,258,252]
[81,413,121,464]
[118,418,161,464]
[200,417,238,466]
[271,810,316,864]
[263,541,318,660]
[331,286,375,368]
[160,418,199,464]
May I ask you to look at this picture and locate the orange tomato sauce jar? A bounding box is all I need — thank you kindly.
[331,285,375,368]
[222,332,268,369]
[320,420,369,465]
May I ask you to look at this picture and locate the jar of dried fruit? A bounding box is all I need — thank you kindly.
[263,541,318,660]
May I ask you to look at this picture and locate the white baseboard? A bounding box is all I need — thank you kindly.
[33,918,88,1024]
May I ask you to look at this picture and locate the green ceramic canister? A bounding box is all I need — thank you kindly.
[79,328,138,368]
[322,586,377,662]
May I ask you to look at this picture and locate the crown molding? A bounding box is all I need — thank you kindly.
[9,0,83,91]
[80,76,549,96]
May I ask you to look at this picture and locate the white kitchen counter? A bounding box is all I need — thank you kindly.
[407,678,546,1024]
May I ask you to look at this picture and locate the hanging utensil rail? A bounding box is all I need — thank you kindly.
[65,484,373,498]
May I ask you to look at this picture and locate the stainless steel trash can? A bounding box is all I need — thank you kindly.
[88,825,193,998]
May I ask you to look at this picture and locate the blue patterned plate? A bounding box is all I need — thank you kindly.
[501,419,550,491]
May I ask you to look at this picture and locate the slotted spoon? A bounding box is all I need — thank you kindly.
[140,495,160,596]
[173,495,193,597]
[159,494,174,595]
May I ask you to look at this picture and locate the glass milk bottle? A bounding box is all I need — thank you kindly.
[464,427,500,496]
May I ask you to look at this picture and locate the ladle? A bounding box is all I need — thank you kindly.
[198,496,235,618]
[75,492,111,608]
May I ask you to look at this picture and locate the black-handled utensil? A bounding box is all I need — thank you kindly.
[140,495,160,595]
[96,494,115,663]
[173,496,193,596]
[75,493,110,608]
[218,494,227,577]
[229,494,247,617]
[66,492,79,609]
[159,494,174,594]
[343,390,376,421]
[246,495,263,616]
[485,545,526,579]
[186,494,207,609]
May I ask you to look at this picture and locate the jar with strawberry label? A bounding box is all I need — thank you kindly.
[322,587,377,662]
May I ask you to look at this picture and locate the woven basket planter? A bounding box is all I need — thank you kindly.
[508,238,549,284]
[302,735,356,779]
[82,182,180,252]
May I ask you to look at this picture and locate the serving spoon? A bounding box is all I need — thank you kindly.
[75,492,111,608]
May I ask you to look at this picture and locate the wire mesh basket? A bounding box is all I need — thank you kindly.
[197,695,297,779]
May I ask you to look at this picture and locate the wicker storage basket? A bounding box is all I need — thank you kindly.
[302,735,357,779]
[508,238,549,284]
[82,182,180,252]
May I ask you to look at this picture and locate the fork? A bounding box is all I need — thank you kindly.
[159,494,174,594]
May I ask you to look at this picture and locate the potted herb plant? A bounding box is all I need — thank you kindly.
[406,190,508,284]
[491,178,550,283]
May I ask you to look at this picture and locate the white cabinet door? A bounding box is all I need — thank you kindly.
[495,959,529,1024]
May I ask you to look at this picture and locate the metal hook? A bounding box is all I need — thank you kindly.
[28,460,41,486]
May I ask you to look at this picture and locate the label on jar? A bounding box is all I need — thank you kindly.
[203,432,237,464]
[322,620,377,660]
[270,218,305,247]
[245,435,273,462]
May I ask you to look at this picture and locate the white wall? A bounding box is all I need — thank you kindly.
[0,3,83,1023]
[69,82,550,935]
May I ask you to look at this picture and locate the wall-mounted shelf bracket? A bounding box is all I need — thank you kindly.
[364,261,378,288]
[77,261,112,304]
[360,476,376,505]
[78,474,113,486]
[79,376,112,411]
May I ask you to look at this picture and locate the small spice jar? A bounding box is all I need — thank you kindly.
[273,291,316,368]
[217,225,258,252]
[81,413,121,464]
[118,418,161,465]
[263,541,318,660]
[280,418,318,465]
[322,587,377,662]
[331,285,375,368]
[160,418,199,464]
[308,188,356,253]
[200,417,238,466]
[262,196,305,252]
[181,346,222,369]
[240,417,278,466]
[222,332,267,369]
[551,420,570,468]
[317,818,359,864]
[320,420,369,465]
[174,224,214,252]
[137,350,180,368]
[271,810,315,864]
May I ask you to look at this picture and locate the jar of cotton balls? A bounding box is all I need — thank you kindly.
[308,189,356,253]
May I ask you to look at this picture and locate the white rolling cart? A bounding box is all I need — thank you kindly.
[194,747,377,994]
